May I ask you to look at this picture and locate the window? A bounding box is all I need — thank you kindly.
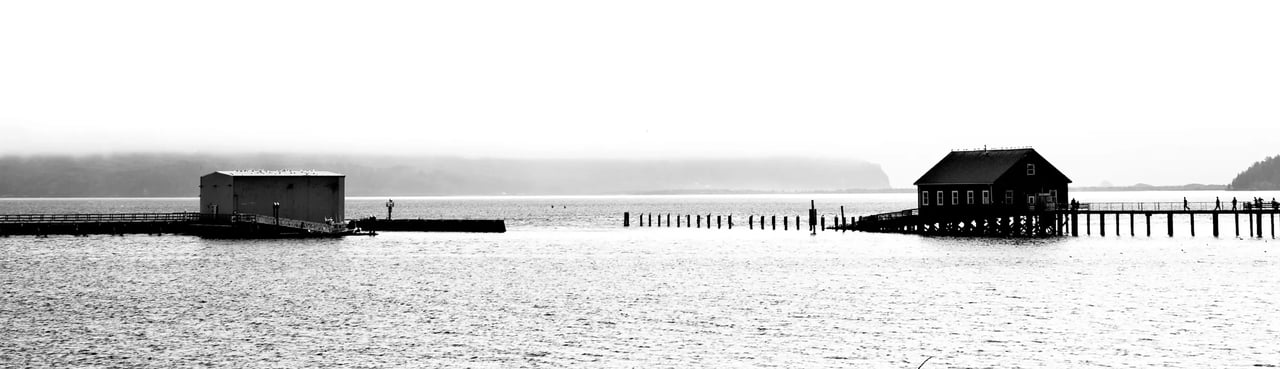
[937,191,943,206]
[1027,164,1036,176]
[966,190,974,205]
[922,191,929,206]
[1049,189,1058,203]
[951,191,959,205]
[1004,190,1014,204]
[1027,195,1036,205]
[982,190,991,204]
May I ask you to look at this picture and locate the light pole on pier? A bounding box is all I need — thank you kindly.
[386,199,395,220]
[273,202,281,226]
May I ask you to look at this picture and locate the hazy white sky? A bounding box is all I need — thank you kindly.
[2,1,1277,187]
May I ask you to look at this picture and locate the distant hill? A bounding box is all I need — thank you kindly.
[1228,155,1280,190]
[0,154,891,197]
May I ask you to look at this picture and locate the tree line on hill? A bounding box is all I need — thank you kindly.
[1228,155,1280,191]
[0,153,891,197]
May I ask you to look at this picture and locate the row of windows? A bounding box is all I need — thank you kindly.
[921,190,1058,206]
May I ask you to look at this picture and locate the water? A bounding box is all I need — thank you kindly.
[2,192,1279,367]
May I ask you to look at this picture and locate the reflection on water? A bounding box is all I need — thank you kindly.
[1,193,1279,367]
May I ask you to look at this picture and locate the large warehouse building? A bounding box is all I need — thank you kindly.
[199,170,345,223]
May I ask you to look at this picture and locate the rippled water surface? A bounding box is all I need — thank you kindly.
[2,192,1280,368]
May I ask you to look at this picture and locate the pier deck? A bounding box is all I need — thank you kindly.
[0,212,356,237]
[846,201,1280,238]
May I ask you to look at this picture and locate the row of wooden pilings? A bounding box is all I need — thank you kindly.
[622,203,854,233]
[1071,211,1277,238]
[623,212,856,232]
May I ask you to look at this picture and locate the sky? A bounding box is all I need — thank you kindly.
[1,1,1278,188]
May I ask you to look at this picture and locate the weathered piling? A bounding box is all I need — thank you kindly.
[624,212,630,227]
[1256,212,1263,238]
[808,201,817,234]
[1101,214,1105,237]
[1167,213,1174,237]
[1145,214,1152,236]
[1190,214,1195,237]
[771,215,776,230]
[717,215,722,229]
[1213,212,1219,237]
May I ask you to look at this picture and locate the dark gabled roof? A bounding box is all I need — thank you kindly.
[914,148,1069,185]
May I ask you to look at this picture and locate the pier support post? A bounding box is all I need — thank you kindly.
[677,215,681,228]
[1235,213,1240,237]
[1087,213,1091,235]
[1100,213,1106,237]
[1167,213,1174,237]
[1130,214,1134,236]
[624,212,630,227]
[784,217,789,231]
[749,215,753,230]
[796,216,801,231]
[1190,214,1195,237]
[821,217,826,231]
[728,215,733,229]
[1212,212,1219,237]
[1249,213,1254,237]
[1071,212,1078,237]
[1115,213,1120,236]
[717,215,722,229]
[687,215,691,229]
[772,216,777,230]
[696,215,701,228]
[1145,214,1151,236]
[1256,212,1263,238]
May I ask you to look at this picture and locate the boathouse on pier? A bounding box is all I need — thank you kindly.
[914,148,1070,216]
[199,170,345,223]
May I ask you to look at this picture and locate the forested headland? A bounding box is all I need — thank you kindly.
[1229,155,1280,190]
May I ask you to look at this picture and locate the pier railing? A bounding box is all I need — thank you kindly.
[1079,201,1280,212]
[236,213,348,234]
[0,212,202,224]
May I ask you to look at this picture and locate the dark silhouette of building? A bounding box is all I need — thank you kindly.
[914,148,1070,215]
[199,170,345,223]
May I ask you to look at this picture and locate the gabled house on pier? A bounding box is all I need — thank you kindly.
[914,148,1070,215]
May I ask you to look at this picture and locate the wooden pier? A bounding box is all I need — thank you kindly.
[0,212,359,238]
[845,201,1280,238]
[623,200,1280,239]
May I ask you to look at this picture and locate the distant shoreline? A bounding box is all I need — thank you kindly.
[0,184,1253,199]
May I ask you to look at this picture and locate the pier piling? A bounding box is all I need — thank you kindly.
[1213,213,1219,237]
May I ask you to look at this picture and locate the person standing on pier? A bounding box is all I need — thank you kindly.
[1184,197,1189,211]
[1232,197,1238,210]
[1215,197,1221,210]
